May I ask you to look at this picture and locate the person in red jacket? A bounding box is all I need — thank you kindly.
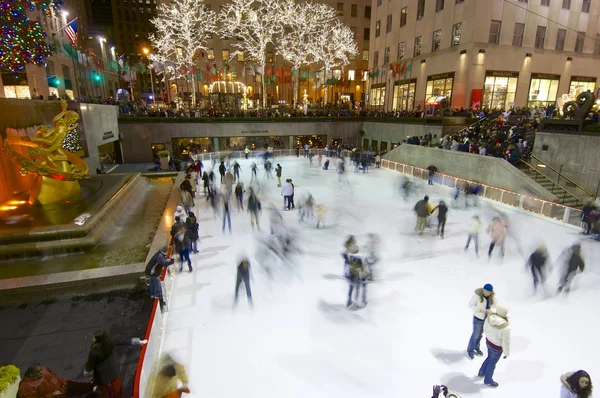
[17,364,92,398]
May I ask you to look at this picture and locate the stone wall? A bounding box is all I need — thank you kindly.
[533,131,600,195]
[361,122,443,151]
[118,120,363,163]
[383,144,557,200]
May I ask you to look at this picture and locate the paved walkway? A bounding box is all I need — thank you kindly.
[0,289,152,397]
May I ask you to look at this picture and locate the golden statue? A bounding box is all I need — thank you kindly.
[2,101,89,205]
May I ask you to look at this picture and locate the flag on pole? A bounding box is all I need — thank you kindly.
[64,19,78,46]
[118,54,125,68]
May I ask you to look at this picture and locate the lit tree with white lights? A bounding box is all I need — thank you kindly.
[219,0,284,108]
[279,1,337,107]
[309,20,358,105]
[149,0,217,106]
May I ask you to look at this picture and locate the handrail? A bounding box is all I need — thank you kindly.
[518,159,581,206]
[529,153,594,197]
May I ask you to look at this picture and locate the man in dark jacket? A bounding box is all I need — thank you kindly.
[432,200,448,238]
[84,332,145,397]
[275,163,283,187]
[186,212,199,253]
[233,161,241,182]
[414,196,430,235]
[558,244,585,294]
[427,164,438,185]
[526,245,548,292]
[218,161,226,183]
[234,259,253,306]
[171,216,192,272]
[145,245,174,312]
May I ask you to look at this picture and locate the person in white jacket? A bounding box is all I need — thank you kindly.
[467,284,495,359]
[281,180,294,210]
[464,215,482,256]
[560,370,593,398]
[478,305,511,387]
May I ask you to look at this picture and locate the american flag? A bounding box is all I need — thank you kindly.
[64,19,77,46]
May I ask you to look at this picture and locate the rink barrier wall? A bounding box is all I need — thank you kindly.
[380,159,584,229]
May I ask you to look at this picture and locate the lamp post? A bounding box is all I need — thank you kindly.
[143,48,156,108]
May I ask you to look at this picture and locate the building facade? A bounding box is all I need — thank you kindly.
[368,0,600,113]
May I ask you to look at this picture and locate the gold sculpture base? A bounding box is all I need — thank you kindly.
[30,176,81,205]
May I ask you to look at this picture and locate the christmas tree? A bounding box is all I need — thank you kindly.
[0,0,63,74]
[62,126,83,154]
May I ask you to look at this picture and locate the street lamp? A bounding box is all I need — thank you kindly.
[143,48,156,108]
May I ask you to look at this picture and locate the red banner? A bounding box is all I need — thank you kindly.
[470,89,483,110]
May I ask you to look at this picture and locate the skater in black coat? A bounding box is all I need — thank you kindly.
[557,244,585,295]
[234,259,253,306]
[526,244,548,292]
[218,162,226,183]
[432,200,448,238]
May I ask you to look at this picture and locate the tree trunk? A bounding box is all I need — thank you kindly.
[292,66,299,107]
[191,76,196,107]
[323,66,329,106]
[260,57,267,109]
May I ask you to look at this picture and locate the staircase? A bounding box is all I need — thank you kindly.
[519,159,589,208]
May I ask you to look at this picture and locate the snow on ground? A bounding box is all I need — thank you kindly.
[158,155,599,398]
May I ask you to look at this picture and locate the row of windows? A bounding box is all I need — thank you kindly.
[335,3,371,18]
[489,20,600,53]
[375,0,591,35]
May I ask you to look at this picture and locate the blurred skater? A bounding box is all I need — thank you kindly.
[250,162,258,182]
[477,306,511,387]
[414,196,430,235]
[171,216,192,272]
[465,216,482,256]
[432,200,448,238]
[222,195,231,233]
[276,163,283,187]
[467,284,495,359]
[526,244,549,293]
[247,188,261,231]
[233,161,241,182]
[323,159,330,170]
[234,181,245,210]
[234,258,253,306]
[150,354,189,398]
[316,204,327,228]
[487,217,507,258]
[427,164,437,185]
[557,244,585,295]
[345,251,372,308]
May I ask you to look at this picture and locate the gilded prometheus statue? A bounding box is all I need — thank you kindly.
[2,101,89,205]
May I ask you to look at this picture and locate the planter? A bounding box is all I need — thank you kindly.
[0,375,20,398]
[159,157,170,171]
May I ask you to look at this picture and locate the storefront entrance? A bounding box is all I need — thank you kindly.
[482,71,519,110]
[392,79,416,111]
[369,83,386,108]
[425,73,454,115]
[98,140,122,172]
[569,76,596,98]
[295,135,327,149]
[528,73,560,108]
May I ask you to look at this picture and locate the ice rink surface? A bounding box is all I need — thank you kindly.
[159,156,599,398]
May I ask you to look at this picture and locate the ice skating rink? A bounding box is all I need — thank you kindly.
[159,156,599,398]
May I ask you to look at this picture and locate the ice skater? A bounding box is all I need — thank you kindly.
[427,164,437,185]
[344,250,372,308]
[467,284,495,359]
[170,216,192,272]
[275,163,282,187]
[233,160,241,182]
[487,217,507,258]
[465,215,482,256]
[247,188,261,231]
[432,200,448,238]
[150,354,190,398]
[557,244,585,295]
[234,258,253,306]
[222,195,231,233]
[250,162,258,182]
[526,244,549,293]
[414,196,430,235]
[234,181,244,211]
[282,179,294,210]
[315,204,327,229]
[560,370,593,398]
[477,305,511,387]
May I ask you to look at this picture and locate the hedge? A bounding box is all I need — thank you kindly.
[118,116,433,124]
[0,365,20,393]
[583,123,600,132]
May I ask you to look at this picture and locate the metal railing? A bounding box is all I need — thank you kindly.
[380,158,583,228]
[189,148,351,162]
[518,159,581,207]
[529,154,595,199]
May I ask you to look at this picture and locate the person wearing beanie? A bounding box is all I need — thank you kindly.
[478,305,511,387]
[467,284,495,359]
[414,195,430,235]
[560,370,593,398]
[174,205,187,222]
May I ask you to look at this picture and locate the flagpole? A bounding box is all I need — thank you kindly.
[54,17,78,35]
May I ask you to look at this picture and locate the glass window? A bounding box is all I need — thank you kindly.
[541,0,550,5]
[456,0,464,2]
[363,71,369,81]
[425,77,454,103]
[562,0,571,8]
[4,85,31,99]
[237,52,244,62]
[364,28,370,40]
[392,81,416,111]
[436,0,444,12]
[432,29,441,52]
[365,6,371,18]
[452,22,462,47]
[569,80,596,98]
[375,20,381,37]
[207,49,214,60]
[582,0,591,12]
[528,78,560,107]
[222,49,230,60]
[384,47,390,64]
[414,36,422,56]
[363,50,369,61]
[556,29,566,50]
[373,50,379,66]
[575,31,585,53]
[337,2,344,16]
[348,70,355,81]
[397,41,405,60]
[386,14,392,33]
[369,87,386,106]
[513,23,524,46]
[266,52,274,63]
[46,60,55,76]
[417,0,425,20]
[351,4,358,17]
[400,7,407,27]
[535,26,546,49]
[489,20,501,44]
[595,34,600,55]
[482,75,519,110]
[377,0,382,6]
